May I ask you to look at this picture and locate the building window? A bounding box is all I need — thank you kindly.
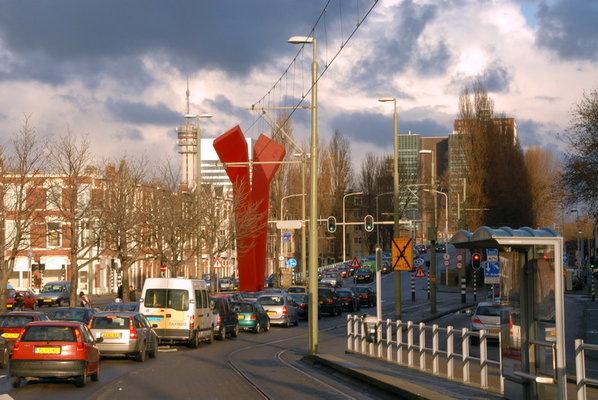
[47,222,62,248]
[47,184,62,210]
[353,237,362,245]
[5,220,30,247]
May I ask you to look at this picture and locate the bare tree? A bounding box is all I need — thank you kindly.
[524,146,562,228]
[0,116,46,312]
[100,157,150,302]
[45,132,103,306]
[561,88,598,216]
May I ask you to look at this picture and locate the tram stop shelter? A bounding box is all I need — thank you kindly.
[450,226,566,400]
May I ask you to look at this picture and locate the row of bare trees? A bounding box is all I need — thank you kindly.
[0,117,259,312]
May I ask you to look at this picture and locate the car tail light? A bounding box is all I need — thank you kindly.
[472,317,482,325]
[250,314,256,320]
[189,314,195,329]
[362,294,369,299]
[217,315,222,325]
[129,317,138,339]
[327,298,333,304]
[74,328,85,351]
[282,306,288,315]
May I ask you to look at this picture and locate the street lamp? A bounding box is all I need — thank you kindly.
[343,191,363,262]
[378,97,402,318]
[292,153,308,284]
[288,35,318,355]
[419,149,437,313]
[184,113,212,280]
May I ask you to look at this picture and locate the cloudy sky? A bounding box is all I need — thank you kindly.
[0,0,596,172]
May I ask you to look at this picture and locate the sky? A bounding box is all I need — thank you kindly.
[0,0,596,173]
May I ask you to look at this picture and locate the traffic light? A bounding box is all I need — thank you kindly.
[364,215,374,232]
[327,216,337,233]
[590,256,596,270]
[472,252,481,270]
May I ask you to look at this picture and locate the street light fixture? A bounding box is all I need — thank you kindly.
[343,191,364,262]
[378,97,402,318]
[288,35,318,355]
[184,113,213,280]
[419,149,437,313]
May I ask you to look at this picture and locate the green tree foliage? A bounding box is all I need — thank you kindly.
[562,89,598,216]
[458,82,533,228]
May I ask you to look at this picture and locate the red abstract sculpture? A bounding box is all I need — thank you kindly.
[213,126,285,291]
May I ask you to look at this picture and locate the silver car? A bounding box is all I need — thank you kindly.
[320,271,343,288]
[90,312,159,362]
[256,294,299,327]
[470,302,508,343]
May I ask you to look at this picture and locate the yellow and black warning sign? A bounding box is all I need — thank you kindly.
[392,238,413,271]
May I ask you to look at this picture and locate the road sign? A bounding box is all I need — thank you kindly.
[456,252,464,262]
[213,258,224,269]
[392,237,413,271]
[287,258,297,268]
[349,257,362,269]
[456,261,463,270]
[484,261,500,284]
[443,253,450,261]
[443,259,450,267]
[414,266,427,278]
[278,255,285,262]
[160,265,167,273]
[414,257,425,267]
[487,248,499,262]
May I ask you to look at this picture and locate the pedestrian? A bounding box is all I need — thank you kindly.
[79,291,91,308]
[13,291,24,311]
[129,285,137,302]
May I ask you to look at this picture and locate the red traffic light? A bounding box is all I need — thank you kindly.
[472,253,481,261]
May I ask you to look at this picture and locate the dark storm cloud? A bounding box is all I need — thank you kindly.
[446,62,511,95]
[329,110,451,148]
[0,0,324,86]
[105,98,181,126]
[536,0,598,60]
[349,0,452,94]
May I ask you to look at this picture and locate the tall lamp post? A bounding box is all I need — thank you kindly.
[184,113,213,279]
[343,192,364,262]
[288,35,318,355]
[293,153,308,284]
[420,149,436,313]
[378,97,402,318]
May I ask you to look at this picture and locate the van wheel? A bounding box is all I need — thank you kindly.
[217,325,226,340]
[188,332,200,349]
[231,324,239,338]
[206,328,214,343]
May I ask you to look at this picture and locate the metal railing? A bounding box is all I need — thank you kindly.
[575,339,598,400]
[346,314,503,394]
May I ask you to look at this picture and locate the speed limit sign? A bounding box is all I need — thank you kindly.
[443,260,450,267]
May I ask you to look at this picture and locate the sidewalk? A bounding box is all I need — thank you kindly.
[305,284,598,400]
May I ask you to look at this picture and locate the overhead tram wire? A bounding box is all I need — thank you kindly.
[248,0,380,162]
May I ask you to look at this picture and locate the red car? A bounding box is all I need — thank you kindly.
[0,312,49,351]
[10,321,102,387]
[6,289,37,310]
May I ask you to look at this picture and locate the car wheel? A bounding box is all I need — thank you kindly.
[90,364,100,382]
[232,324,239,338]
[12,377,22,388]
[75,366,87,387]
[293,316,299,326]
[254,322,261,333]
[188,331,200,349]
[264,319,270,332]
[135,342,147,362]
[217,325,226,340]
[148,340,158,358]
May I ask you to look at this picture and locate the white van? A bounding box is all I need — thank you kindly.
[139,278,213,347]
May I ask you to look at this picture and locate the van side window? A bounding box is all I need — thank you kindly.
[201,290,209,309]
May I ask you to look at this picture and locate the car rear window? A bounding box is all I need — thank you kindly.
[0,316,34,328]
[48,309,87,321]
[257,296,284,306]
[233,303,254,313]
[337,291,352,297]
[476,305,505,317]
[144,289,189,311]
[22,325,76,342]
[91,316,130,329]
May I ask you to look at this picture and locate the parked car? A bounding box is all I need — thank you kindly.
[37,281,71,307]
[47,307,97,324]
[337,266,351,278]
[257,294,299,327]
[470,302,508,344]
[353,267,374,284]
[231,301,270,333]
[239,291,263,302]
[317,288,342,316]
[0,336,9,368]
[211,297,239,340]
[7,289,37,310]
[103,302,140,312]
[10,320,102,388]
[89,312,158,361]
[320,271,343,288]
[0,312,49,351]
[288,293,310,320]
[336,288,361,312]
[351,286,376,307]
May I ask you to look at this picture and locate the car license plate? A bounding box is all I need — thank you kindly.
[490,329,500,334]
[102,332,121,338]
[2,333,19,338]
[44,299,52,302]
[35,346,61,354]
[237,315,245,320]
[267,311,275,316]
